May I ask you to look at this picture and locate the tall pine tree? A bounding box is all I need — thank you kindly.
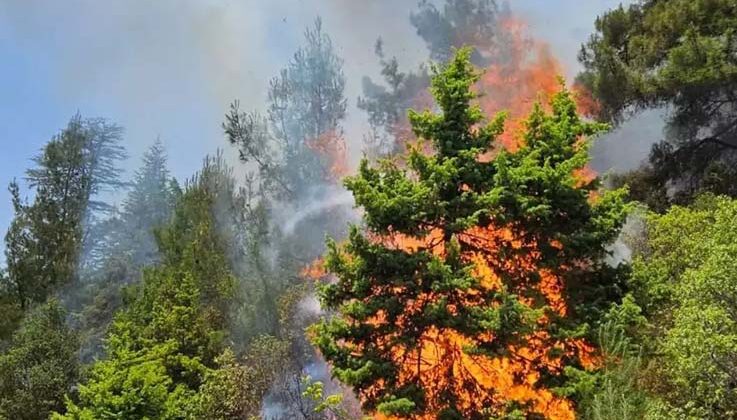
[56,162,237,419]
[359,0,502,158]
[578,0,737,208]
[225,17,347,199]
[70,140,178,361]
[313,49,628,419]
[3,115,125,310]
[113,139,177,269]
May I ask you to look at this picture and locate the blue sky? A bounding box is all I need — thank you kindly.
[0,0,631,258]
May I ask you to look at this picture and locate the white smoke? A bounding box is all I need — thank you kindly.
[605,208,649,267]
[279,186,356,237]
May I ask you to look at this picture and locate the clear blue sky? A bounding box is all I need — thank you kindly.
[0,0,628,259]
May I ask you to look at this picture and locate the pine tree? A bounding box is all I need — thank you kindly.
[312,49,628,419]
[225,17,347,199]
[267,17,347,194]
[360,0,502,158]
[578,0,737,208]
[358,40,431,158]
[410,0,500,64]
[70,140,177,361]
[3,115,125,309]
[55,167,237,419]
[114,139,177,268]
[0,300,79,420]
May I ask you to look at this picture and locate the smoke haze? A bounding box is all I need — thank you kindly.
[1,0,644,253]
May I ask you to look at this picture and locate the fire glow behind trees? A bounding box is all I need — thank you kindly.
[310,49,629,419]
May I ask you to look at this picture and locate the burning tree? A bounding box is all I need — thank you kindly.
[311,49,629,419]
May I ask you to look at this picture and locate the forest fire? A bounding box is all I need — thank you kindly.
[307,130,350,181]
[304,13,606,420]
[307,177,602,418]
[361,224,598,419]
[476,16,564,151]
[4,1,728,419]
[390,16,599,156]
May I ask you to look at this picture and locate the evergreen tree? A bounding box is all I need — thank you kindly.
[313,49,628,418]
[267,17,346,194]
[358,40,431,158]
[224,19,352,315]
[0,300,79,420]
[2,115,125,309]
[56,166,237,418]
[196,337,290,419]
[0,268,23,339]
[359,0,501,158]
[113,139,177,269]
[410,0,499,65]
[70,140,177,361]
[225,17,347,199]
[578,0,737,208]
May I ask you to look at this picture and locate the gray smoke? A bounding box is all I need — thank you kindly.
[1,1,667,418]
[606,206,649,268]
[591,109,667,175]
[0,0,651,243]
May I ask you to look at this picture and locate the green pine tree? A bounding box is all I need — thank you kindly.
[312,49,629,419]
[55,189,229,418]
[360,0,503,158]
[0,300,79,420]
[578,0,737,208]
[3,115,125,310]
[225,17,347,199]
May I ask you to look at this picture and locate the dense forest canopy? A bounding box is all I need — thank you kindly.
[578,0,737,209]
[1,1,737,419]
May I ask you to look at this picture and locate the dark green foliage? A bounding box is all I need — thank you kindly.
[54,163,238,418]
[358,40,431,157]
[5,160,83,309]
[0,268,24,340]
[223,21,353,377]
[52,151,306,419]
[68,141,179,361]
[3,115,125,310]
[57,271,218,419]
[268,17,346,193]
[0,115,125,419]
[579,0,737,208]
[104,140,177,269]
[569,310,653,420]
[1,4,736,419]
[190,153,286,346]
[197,337,290,419]
[313,49,629,418]
[0,300,79,420]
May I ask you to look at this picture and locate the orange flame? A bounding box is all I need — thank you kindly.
[307,13,604,420]
[307,129,350,181]
[301,257,327,280]
[363,225,597,419]
[395,16,600,159]
[372,16,600,417]
[476,17,564,151]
